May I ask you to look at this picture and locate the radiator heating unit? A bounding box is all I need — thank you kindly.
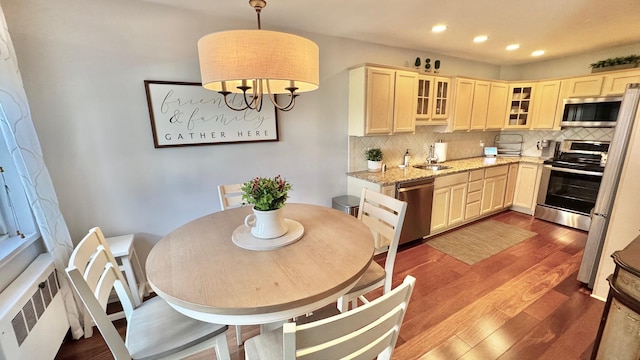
[0,253,69,360]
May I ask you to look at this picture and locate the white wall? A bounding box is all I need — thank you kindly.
[3,0,640,265]
[501,43,640,81]
[0,0,500,261]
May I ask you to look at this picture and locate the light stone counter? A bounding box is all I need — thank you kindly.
[347,156,544,186]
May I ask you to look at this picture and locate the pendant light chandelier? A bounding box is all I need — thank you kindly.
[197,0,319,112]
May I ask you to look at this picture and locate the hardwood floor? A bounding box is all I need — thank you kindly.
[55,211,604,360]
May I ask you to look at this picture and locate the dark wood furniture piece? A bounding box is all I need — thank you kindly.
[592,234,640,359]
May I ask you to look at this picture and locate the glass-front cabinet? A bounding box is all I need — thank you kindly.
[415,75,450,125]
[505,83,535,129]
[416,75,434,121]
[433,77,450,120]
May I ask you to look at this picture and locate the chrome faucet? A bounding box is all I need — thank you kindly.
[426,145,438,164]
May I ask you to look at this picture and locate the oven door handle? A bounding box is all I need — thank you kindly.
[544,164,604,177]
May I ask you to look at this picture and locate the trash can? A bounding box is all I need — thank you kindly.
[332,195,360,217]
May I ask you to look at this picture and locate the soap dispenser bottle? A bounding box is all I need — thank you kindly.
[404,149,410,167]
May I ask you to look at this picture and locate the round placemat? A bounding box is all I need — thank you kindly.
[232,219,304,251]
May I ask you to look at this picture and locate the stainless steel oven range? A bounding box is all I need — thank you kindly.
[534,140,609,231]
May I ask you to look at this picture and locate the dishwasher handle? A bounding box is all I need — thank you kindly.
[397,183,434,193]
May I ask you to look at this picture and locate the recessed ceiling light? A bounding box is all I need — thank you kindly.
[473,35,489,43]
[506,44,520,51]
[531,50,545,57]
[432,24,447,33]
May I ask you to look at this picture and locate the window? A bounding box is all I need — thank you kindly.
[0,170,10,238]
[0,165,21,239]
[0,145,38,262]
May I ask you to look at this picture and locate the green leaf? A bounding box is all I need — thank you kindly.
[241,175,292,211]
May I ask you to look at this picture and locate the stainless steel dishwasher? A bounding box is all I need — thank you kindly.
[396,177,434,245]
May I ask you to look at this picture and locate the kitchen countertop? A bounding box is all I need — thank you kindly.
[347,156,544,186]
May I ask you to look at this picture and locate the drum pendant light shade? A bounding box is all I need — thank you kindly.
[197,29,319,94]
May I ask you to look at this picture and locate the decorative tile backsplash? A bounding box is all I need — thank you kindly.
[348,126,614,172]
[503,127,614,156]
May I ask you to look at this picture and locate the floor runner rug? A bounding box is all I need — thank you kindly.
[426,220,537,265]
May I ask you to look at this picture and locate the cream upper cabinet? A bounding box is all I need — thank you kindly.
[448,78,512,132]
[602,69,640,96]
[348,65,418,136]
[451,78,475,131]
[451,78,495,131]
[393,70,419,132]
[504,83,535,129]
[562,69,640,98]
[485,82,509,130]
[415,75,450,125]
[565,75,604,97]
[469,80,491,130]
[511,163,542,215]
[349,64,640,136]
[531,80,561,130]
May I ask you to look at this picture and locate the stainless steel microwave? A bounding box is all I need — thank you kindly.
[561,96,622,128]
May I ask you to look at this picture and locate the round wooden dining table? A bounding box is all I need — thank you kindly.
[145,203,374,325]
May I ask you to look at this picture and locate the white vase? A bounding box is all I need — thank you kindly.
[244,207,288,239]
[368,160,382,172]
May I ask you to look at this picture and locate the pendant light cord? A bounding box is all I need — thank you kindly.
[250,0,265,29]
[256,9,262,29]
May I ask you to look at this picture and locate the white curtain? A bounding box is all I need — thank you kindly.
[0,5,83,338]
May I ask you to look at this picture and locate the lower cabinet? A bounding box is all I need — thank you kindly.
[480,165,508,215]
[504,163,518,207]
[511,163,542,215]
[449,184,467,227]
[380,185,395,197]
[348,160,542,242]
[431,172,468,233]
[465,169,484,220]
[347,177,395,198]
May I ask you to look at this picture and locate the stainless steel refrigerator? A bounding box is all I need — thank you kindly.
[577,83,640,288]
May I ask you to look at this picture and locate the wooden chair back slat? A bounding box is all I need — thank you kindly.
[358,188,407,293]
[283,275,415,360]
[218,183,243,210]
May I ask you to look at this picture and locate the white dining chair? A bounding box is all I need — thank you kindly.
[217,183,244,210]
[218,182,246,346]
[244,275,415,360]
[65,227,231,360]
[337,187,408,312]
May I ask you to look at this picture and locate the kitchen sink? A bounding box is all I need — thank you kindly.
[413,164,452,171]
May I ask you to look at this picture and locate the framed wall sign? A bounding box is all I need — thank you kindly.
[144,80,279,148]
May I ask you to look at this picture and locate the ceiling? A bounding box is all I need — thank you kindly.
[142,0,640,65]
